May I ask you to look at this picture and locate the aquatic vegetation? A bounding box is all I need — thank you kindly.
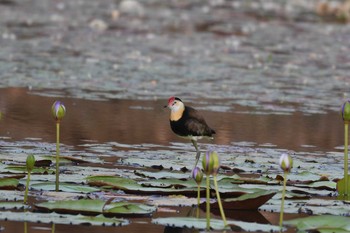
[191,166,203,218]
[0,138,346,232]
[23,155,35,204]
[51,101,66,192]
[202,150,227,230]
[286,215,350,232]
[35,199,156,217]
[153,217,281,232]
[278,153,293,231]
[338,101,350,198]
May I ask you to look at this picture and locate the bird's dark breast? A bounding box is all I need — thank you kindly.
[169,107,215,137]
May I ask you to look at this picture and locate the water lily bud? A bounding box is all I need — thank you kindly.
[26,154,35,173]
[279,153,293,173]
[51,101,66,122]
[202,150,220,175]
[341,101,350,123]
[192,167,203,185]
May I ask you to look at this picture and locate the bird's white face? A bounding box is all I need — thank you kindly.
[167,97,184,112]
[167,97,185,121]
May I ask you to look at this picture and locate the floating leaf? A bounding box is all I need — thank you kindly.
[337,176,350,196]
[0,190,24,201]
[295,181,336,191]
[134,170,189,180]
[35,199,156,217]
[152,217,281,232]
[0,202,28,210]
[5,166,54,174]
[31,182,100,193]
[86,176,198,196]
[285,215,350,232]
[210,190,276,210]
[0,178,19,190]
[0,211,129,226]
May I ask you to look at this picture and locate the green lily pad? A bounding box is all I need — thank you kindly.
[212,190,276,210]
[0,211,129,226]
[295,180,336,191]
[35,199,156,217]
[285,215,350,232]
[0,202,28,210]
[86,176,199,196]
[139,178,198,189]
[336,176,350,197]
[152,217,281,232]
[31,182,100,193]
[0,178,19,190]
[134,170,189,180]
[5,166,54,174]
[43,155,104,164]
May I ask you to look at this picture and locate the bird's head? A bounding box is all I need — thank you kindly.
[165,96,184,112]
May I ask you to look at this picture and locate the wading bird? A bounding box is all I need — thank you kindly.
[165,96,215,171]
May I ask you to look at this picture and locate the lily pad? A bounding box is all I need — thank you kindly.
[285,215,350,232]
[0,202,28,210]
[152,217,281,232]
[0,177,19,190]
[210,190,276,210]
[134,170,189,180]
[86,176,199,196]
[0,211,129,226]
[35,199,156,217]
[5,166,54,174]
[31,182,100,193]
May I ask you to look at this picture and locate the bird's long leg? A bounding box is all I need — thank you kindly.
[191,139,201,170]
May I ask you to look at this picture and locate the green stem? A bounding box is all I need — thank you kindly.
[23,172,31,204]
[206,175,210,231]
[24,221,27,233]
[213,175,227,226]
[345,123,349,197]
[196,184,200,218]
[55,122,60,192]
[279,172,287,231]
[52,223,55,233]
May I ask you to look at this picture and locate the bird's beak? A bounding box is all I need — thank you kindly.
[163,105,168,108]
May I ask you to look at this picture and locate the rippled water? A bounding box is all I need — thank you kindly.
[0,0,349,232]
[0,0,349,114]
[0,88,343,153]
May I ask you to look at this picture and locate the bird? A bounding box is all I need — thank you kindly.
[164,96,216,171]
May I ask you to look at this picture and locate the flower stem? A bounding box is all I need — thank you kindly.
[23,172,31,204]
[196,184,200,218]
[55,122,60,192]
[345,122,349,197]
[279,172,287,231]
[213,175,227,226]
[206,175,210,231]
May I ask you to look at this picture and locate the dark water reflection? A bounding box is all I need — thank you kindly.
[0,88,343,153]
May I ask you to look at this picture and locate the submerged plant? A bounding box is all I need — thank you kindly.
[192,166,203,218]
[279,153,293,231]
[24,154,35,204]
[339,101,350,197]
[51,101,66,192]
[202,150,227,230]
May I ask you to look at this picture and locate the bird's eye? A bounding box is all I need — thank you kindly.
[172,101,177,106]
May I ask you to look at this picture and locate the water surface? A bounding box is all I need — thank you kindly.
[0,88,343,153]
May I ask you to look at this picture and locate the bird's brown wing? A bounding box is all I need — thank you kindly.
[184,106,215,137]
